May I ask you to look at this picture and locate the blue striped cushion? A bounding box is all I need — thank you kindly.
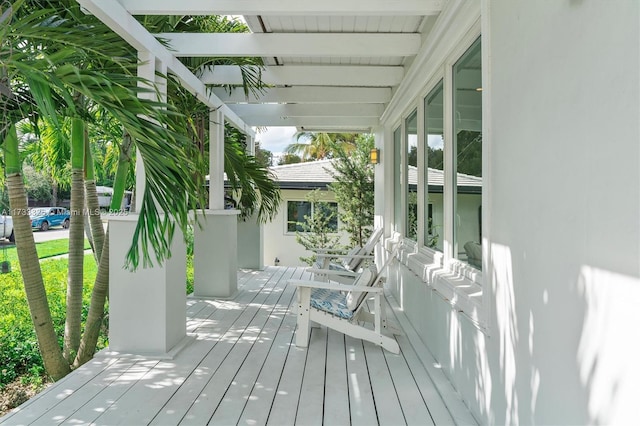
[310,288,353,319]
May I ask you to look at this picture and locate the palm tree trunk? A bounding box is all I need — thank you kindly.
[84,130,104,263]
[74,227,109,367]
[110,129,133,212]
[4,124,70,380]
[64,118,85,362]
[51,181,58,207]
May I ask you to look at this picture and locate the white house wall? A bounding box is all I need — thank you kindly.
[263,188,351,267]
[485,1,640,424]
[383,0,640,424]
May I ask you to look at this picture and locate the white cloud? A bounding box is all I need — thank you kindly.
[255,126,298,153]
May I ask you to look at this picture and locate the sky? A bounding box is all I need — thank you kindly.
[254,126,298,154]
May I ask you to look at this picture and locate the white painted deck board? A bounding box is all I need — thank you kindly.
[395,334,455,425]
[345,336,379,426]
[180,268,291,424]
[60,360,160,425]
[323,330,351,425]
[156,268,286,425]
[1,266,474,426]
[238,282,300,425]
[31,358,134,425]
[206,267,299,425]
[364,342,407,425]
[295,326,327,426]
[383,348,435,426]
[2,356,122,425]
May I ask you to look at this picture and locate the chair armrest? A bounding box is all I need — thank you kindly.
[289,279,383,293]
[316,254,374,260]
[307,268,359,278]
[310,247,350,254]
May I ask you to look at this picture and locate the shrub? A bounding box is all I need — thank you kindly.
[0,256,100,387]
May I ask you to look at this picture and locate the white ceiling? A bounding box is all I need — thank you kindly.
[79,0,446,133]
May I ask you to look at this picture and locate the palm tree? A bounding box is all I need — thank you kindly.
[3,123,71,380]
[2,0,284,380]
[224,127,281,222]
[18,119,71,207]
[64,117,85,361]
[286,132,358,161]
[142,14,280,222]
[1,0,207,378]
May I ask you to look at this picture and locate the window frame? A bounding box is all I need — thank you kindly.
[451,37,483,269]
[405,109,419,241]
[285,199,339,234]
[423,80,445,253]
[392,126,403,235]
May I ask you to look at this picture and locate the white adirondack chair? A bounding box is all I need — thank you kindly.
[308,227,383,283]
[290,254,400,354]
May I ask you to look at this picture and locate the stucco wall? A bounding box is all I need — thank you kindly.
[263,188,351,267]
[484,1,640,423]
[385,1,640,424]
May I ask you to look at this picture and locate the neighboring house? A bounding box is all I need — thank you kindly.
[95,186,133,210]
[264,160,350,267]
[263,160,482,267]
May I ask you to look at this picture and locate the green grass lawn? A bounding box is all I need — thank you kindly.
[0,237,193,389]
[0,238,92,264]
[0,253,100,387]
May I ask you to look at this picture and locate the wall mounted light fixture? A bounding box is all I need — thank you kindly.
[369,148,380,164]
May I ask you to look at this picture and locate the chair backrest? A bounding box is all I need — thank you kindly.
[341,245,364,269]
[362,227,383,254]
[345,227,383,271]
[345,264,378,311]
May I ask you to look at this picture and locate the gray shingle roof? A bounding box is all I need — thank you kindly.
[269,160,336,189]
[270,160,482,192]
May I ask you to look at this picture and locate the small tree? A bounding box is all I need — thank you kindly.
[295,189,342,265]
[278,153,302,165]
[328,134,375,247]
[23,165,52,205]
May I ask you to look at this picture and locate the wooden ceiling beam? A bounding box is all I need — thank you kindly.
[119,0,444,16]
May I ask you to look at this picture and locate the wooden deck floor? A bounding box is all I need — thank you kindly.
[1,266,476,426]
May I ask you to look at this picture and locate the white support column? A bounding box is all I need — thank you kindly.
[246,134,255,156]
[134,51,155,212]
[193,209,239,297]
[107,52,190,357]
[193,108,240,297]
[209,108,225,210]
[374,126,388,232]
[237,212,264,270]
[108,215,190,357]
[238,134,262,270]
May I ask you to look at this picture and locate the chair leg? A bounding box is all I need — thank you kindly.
[296,287,311,348]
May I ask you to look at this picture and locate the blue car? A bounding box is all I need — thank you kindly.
[30,207,71,231]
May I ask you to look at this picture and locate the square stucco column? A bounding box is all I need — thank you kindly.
[193,209,240,297]
[237,213,263,270]
[108,214,188,357]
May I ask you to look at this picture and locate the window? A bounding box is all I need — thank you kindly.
[393,127,402,234]
[424,81,444,251]
[405,110,418,240]
[386,32,484,327]
[287,200,338,233]
[453,37,482,268]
